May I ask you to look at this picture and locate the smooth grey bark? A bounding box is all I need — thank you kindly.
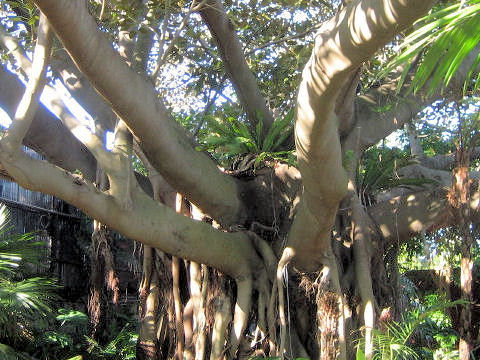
[0,147,261,280]
[0,22,116,134]
[342,48,480,154]
[423,147,480,170]
[368,187,480,245]
[199,0,275,133]
[406,122,427,162]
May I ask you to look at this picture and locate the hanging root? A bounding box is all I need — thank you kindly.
[257,283,267,337]
[247,230,282,357]
[199,265,209,357]
[89,222,119,335]
[229,276,253,359]
[276,247,295,358]
[172,256,184,359]
[317,259,347,360]
[101,233,120,305]
[139,246,153,312]
[138,270,160,359]
[268,279,278,355]
[183,299,194,360]
[210,290,232,360]
[248,231,278,280]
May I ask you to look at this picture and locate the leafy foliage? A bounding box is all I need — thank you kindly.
[37,308,137,360]
[36,308,89,358]
[0,205,59,358]
[198,110,295,167]
[84,324,137,360]
[384,0,480,95]
[357,299,465,360]
[356,146,435,205]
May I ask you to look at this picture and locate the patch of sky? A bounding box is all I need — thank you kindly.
[51,79,95,131]
[384,98,480,150]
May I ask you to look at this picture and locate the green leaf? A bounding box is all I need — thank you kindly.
[383,0,480,95]
[356,346,366,360]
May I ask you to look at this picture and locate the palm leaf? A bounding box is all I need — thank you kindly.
[262,109,294,152]
[383,0,480,95]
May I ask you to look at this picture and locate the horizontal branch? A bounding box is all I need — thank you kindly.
[0,151,259,280]
[345,45,480,153]
[422,147,480,170]
[368,187,480,244]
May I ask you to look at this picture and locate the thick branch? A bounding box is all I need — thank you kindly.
[33,0,245,226]
[344,47,480,153]
[422,148,480,170]
[369,187,480,244]
[0,151,258,280]
[50,49,117,132]
[1,42,117,177]
[343,85,429,153]
[288,0,433,271]
[199,0,274,132]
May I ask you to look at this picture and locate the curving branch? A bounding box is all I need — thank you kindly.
[2,13,53,152]
[0,34,115,178]
[0,22,117,133]
[50,49,117,132]
[0,149,260,280]
[368,184,480,245]
[287,0,434,271]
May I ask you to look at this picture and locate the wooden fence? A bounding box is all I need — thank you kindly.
[0,147,87,294]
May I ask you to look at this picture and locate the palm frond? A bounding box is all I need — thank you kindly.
[0,277,59,316]
[0,204,45,276]
[0,205,58,344]
[383,0,480,95]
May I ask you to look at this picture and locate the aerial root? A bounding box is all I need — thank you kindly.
[190,262,208,360]
[276,247,295,359]
[257,284,267,337]
[210,290,232,360]
[248,230,278,281]
[268,279,278,355]
[183,299,194,360]
[172,256,184,359]
[229,277,253,358]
